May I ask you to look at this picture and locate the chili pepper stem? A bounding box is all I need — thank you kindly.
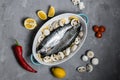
[15,39,20,46]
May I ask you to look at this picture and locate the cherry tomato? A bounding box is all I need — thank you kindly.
[95,32,102,38]
[93,25,99,32]
[99,25,106,32]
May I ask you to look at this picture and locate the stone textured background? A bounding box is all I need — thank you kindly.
[0,0,120,80]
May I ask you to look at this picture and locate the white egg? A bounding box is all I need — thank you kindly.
[81,55,88,62]
[77,66,86,73]
[43,29,50,36]
[86,50,95,58]
[71,45,78,52]
[86,64,93,72]
[91,58,99,65]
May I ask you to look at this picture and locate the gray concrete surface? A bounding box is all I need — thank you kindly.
[0,0,120,80]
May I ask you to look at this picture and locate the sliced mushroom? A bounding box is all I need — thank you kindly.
[43,56,52,63]
[74,36,81,44]
[77,66,86,73]
[64,47,71,56]
[86,64,93,72]
[71,19,80,27]
[52,21,59,29]
[51,54,59,62]
[57,52,65,60]
[71,44,78,52]
[43,29,50,36]
[37,34,45,43]
[36,53,43,61]
[59,18,66,26]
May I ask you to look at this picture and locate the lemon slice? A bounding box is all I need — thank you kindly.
[69,16,79,21]
[37,11,47,20]
[51,67,66,79]
[24,18,37,30]
[48,6,55,17]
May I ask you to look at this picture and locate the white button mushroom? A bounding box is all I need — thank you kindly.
[91,57,99,65]
[77,66,86,73]
[81,55,88,62]
[86,64,93,72]
[86,50,95,58]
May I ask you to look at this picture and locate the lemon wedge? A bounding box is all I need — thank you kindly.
[24,18,37,30]
[51,67,66,79]
[37,11,47,20]
[69,16,79,21]
[48,6,55,17]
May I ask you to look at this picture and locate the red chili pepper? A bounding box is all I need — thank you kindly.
[12,40,37,73]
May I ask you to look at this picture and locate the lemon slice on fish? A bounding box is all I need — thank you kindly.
[48,6,55,17]
[24,18,37,30]
[37,11,47,20]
